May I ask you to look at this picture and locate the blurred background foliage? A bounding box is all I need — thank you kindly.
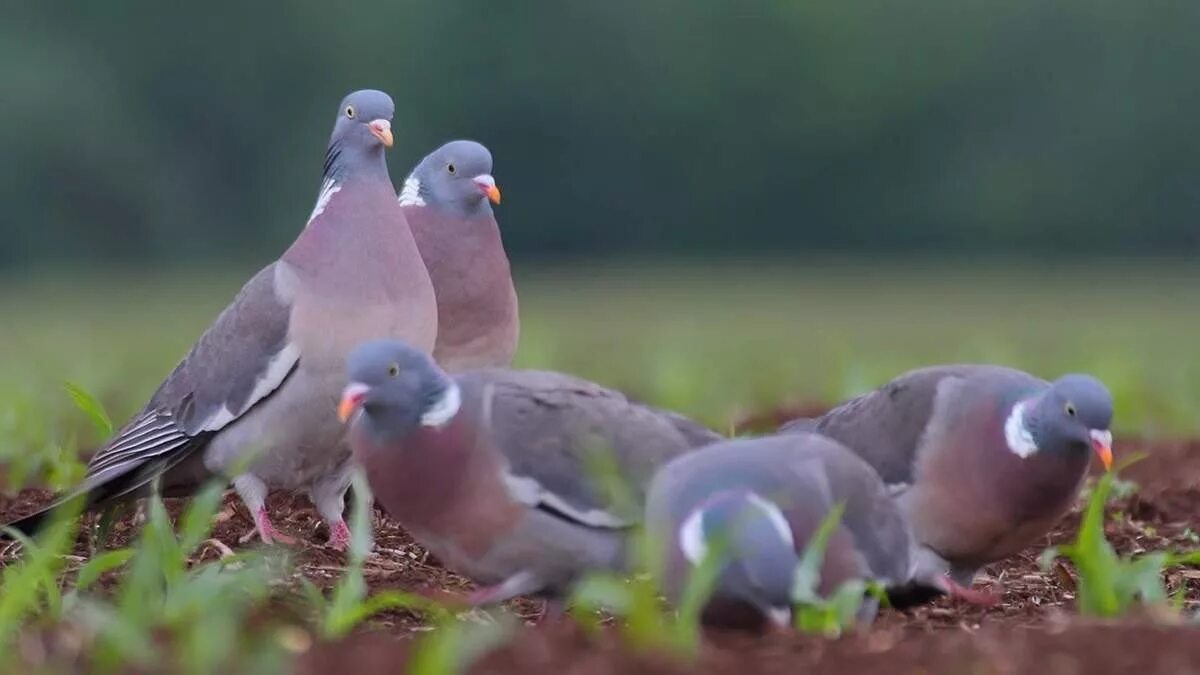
[0,1,1197,466]
[3,0,1199,268]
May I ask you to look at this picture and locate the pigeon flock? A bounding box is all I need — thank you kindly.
[3,89,1116,632]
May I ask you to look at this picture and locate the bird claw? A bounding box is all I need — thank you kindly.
[942,578,1002,607]
[326,520,351,551]
[467,586,502,606]
[240,508,298,546]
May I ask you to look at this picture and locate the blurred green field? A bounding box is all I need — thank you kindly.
[1,259,1197,488]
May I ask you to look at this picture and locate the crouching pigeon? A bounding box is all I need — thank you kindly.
[782,364,1113,585]
[338,339,722,604]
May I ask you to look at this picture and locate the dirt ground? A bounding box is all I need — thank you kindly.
[3,437,1200,674]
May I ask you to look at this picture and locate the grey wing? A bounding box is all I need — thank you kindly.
[810,364,1042,486]
[807,366,975,485]
[468,369,713,529]
[779,417,818,433]
[81,263,300,497]
[814,439,916,586]
[659,409,724,448]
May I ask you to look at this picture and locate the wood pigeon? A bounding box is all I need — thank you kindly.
[401,140,518,372]
[781,364,1114,585]
[337,339,722,604]
[5,90,438,551]
[645,432,993,631]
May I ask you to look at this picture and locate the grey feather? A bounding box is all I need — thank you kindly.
[462,368,723,527]
[344,340,722,601]
[84,264,296,487]
[783,365,1044,485]
[645,432,931,629]
[780,363,1111,577]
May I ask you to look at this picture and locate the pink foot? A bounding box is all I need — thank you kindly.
[468,586,502,606]
[326,520,351,551]
[942,578,1002,607]
[243,507,298,546]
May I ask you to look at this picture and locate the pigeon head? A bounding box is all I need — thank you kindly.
[405,140,500,215]
[323,90,396,179]
[338,340,461,440]
[1024,374,1114,470]
[679,490,798,628]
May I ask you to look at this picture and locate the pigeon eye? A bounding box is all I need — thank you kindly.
[345,106,356,119]
[447,163,456,175]
[387,363,399,377]
[1065,403,1077,417]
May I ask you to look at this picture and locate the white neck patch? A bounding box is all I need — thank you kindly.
[746,493,795,549]
[307,178,341,226]
[421,381,461,428]
[1004,401,1039,458]
[679,493,794,565]
[398,175,425,207]
[679,509,709,565]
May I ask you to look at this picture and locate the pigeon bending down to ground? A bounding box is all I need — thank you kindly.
[644,432,995,631]
[401,140,518,372]
[337,339,722,604]
[781,365,1113,585]
[4,91,438,550]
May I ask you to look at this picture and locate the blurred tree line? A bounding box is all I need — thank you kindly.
[3,0,1198,269]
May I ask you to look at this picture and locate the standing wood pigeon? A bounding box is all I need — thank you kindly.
[645,432,993,631]
[5,90,438,550]
[337,339,722,604]
[781,364,1114,585]
[401,140,518,372]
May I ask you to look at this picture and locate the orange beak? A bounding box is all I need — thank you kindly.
[474,174,501,205]
[337,383,370,423]
[1090,429,1113,471]
[368,119,394,148]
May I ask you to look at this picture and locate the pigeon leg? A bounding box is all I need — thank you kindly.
[310,462,357,551]
[234,474,297,546]
[940,578,1002,607]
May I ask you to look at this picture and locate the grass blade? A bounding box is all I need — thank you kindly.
[64,381,113,437]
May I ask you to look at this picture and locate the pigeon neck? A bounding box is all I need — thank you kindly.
[1003,400,1039,458]
[400,174,493,219]
[302,144,390,230]
[398,175,426,207]
[321,141,389,186]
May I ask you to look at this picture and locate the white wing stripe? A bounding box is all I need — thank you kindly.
[85,437,194,486]
[89,428,189,473]
[503,473,630,529]
[110,412,166,439]
[200,342,300,432]
[103,423,177,450]
[83,341,300,481]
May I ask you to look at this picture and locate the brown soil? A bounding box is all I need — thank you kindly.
[3,438,1200,674]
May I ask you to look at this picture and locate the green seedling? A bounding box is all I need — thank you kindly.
[407,612,519,675]
[309,469,451,640]
[78,478,287,675]
[307,468,513,674]
[571,443,876,655]
[64,381,113,437]
[1041,460,1200,618]
[789,503,882,637]
[0,497,85,663]
[570,527,726,657]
